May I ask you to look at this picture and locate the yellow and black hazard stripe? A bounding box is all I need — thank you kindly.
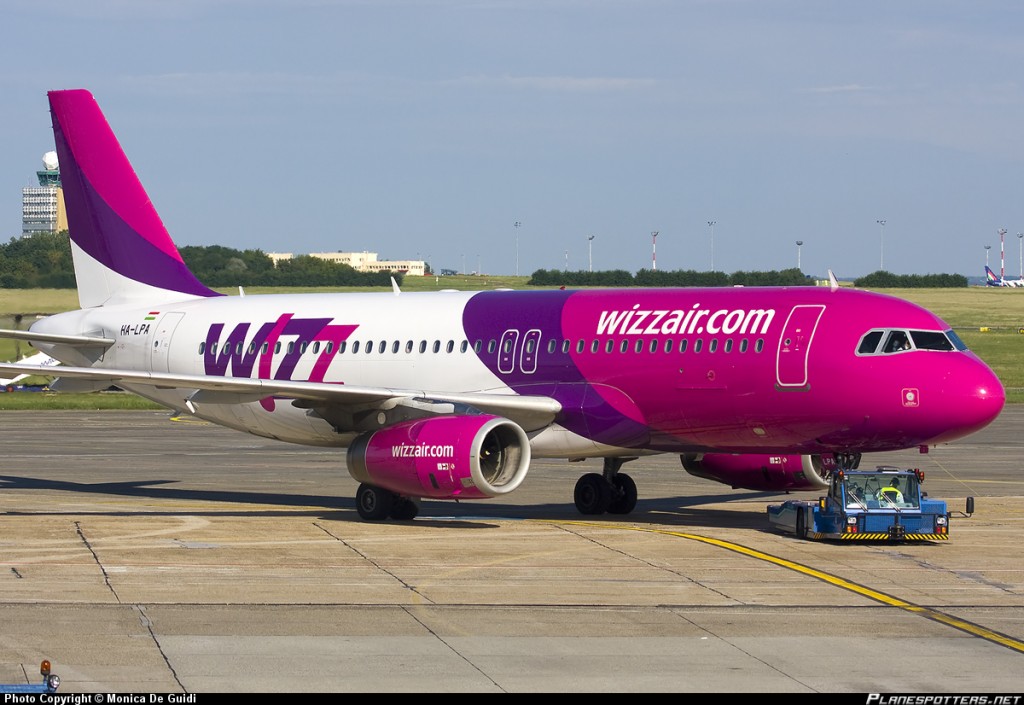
[838,532,948,541]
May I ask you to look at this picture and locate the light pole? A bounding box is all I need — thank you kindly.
[796,240,803,271]
[513,221,521,276]
[999,228,1007,278]
[876,220,886,271]
[1018,233,1023,280]
[588,235,595,272]
[651,231,659,271]
[707,221,716,271]
[985,245,991,268]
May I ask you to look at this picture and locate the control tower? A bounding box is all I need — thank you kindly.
[22,151,66,236]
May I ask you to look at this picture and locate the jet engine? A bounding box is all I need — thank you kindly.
[346,414,531,499]
[679,452,836,491]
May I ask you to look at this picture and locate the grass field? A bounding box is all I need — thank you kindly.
[1,282,1022,408]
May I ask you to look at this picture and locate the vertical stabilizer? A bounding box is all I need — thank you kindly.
[48,89,221,308]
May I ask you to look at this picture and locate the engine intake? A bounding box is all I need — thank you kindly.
[347,414,531,499]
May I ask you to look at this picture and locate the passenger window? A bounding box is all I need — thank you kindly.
[694,339,703,353]
[548,340,556,354]
[446,340,454,353]
[405,341,414,354]
[460,341,469,353]
[590,340,599,353]
[275,342,282,354]
[724,339,733,353]
[262,342,269,355]
[378,340,387,354]
[433,340,441,353]
[312,342,320,354]
[248,342,257,355]
[664,339,673,353]
[739,339,748,353]
[392,341,400,354]
[487,340,496,354]
[606,340,614,353]
[755,339,764,353]
[678,339,687,353]
[634,340,643,353]
[576,340,585,353]
[352,341,360,354]
[300,341,308,354]
[709,339,718,353]
[199,342,206,354]
[620,340,629,353]
[236,342,243,355]
[561,340,570,354]
[474,340,483,353]
[337,341,346,354]
[287,341,295,354]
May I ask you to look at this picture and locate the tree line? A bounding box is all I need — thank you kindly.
[0,233,400,288]
[0,233,968,289]
[530,267,968,288]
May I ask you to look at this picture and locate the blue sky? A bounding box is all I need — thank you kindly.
[3,1,1023,279]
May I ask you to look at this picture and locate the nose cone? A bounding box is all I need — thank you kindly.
[928,354,1005,444]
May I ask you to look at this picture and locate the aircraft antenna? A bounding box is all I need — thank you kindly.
[827,269,839,292]
[391,277,401,296]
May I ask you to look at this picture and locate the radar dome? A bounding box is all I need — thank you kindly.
[43,151,59,171]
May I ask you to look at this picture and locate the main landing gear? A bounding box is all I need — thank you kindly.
[573,457,639,516]
[356,483,420,521]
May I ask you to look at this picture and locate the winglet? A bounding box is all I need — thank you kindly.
[827,269,839,292]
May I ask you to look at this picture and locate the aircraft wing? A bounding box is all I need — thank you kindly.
[0,361,562,432]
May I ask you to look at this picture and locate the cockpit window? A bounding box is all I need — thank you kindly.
[857,330,884,354]
[943,329,968,351]
[857,328,963,356]
[910,330,956,351]
[883,330,912,353]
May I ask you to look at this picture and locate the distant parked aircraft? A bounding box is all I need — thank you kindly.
[985,266,1024,288]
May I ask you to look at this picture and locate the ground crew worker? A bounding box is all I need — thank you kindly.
[879,478,904,505]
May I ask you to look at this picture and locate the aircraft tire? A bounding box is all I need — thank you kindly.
[390,497,420,521]
[356,483,394,521]
[574,473,612,515]
[607,473,638,515]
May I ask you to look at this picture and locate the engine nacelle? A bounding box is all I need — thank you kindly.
[680,452,835,491]
[346,415,531,499]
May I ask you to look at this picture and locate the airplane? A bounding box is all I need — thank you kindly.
[984,266,1024,288]
[0,351,60,388]
[0,88,1006,521]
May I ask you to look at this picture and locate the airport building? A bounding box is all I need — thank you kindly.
[22,151,66,236]
[269,251,427,276]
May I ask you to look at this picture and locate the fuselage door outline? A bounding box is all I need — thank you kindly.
[775,304,825,389]
[498,329,520,374]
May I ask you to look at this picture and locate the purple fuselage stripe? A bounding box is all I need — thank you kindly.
[463,290,649,446]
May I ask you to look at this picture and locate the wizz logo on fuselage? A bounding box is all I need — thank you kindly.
[204,313,357,383]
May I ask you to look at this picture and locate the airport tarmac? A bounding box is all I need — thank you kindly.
[0,406,1022,693]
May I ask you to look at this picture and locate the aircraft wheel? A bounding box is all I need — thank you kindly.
[574,473,611,515]
[607,473,638,515]
[390,497,420,521]
[356,483,394,521]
